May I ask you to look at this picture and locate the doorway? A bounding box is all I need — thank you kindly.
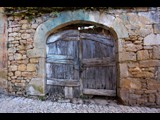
[46,24,117,99]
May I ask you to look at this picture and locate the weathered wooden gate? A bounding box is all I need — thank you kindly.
[46,27,116,98]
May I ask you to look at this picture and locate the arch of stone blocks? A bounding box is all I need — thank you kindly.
[26,10,129,97]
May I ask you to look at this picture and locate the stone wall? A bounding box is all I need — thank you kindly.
[5,7,160,107]
[7,14,51,95]
[0,7,7,93]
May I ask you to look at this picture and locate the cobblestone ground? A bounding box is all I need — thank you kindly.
[0,93,160,113]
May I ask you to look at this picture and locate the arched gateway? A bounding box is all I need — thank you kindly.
[26,10,126,98]
[46,24,117,98]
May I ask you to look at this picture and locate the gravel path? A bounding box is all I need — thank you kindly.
[0,93,160,113]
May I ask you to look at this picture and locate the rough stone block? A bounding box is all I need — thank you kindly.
[119,63,128,78]
[144,34,160,45]
[128,62,139,68]
[153,46,160,59]
[137,50,150,60]
[9,65,17,71]
[13,27,20,32]
[30,58,39,63]
[14,53,22,60]
[129,67,142,73]
[119,52,136,62]
[18,64,26,71]
[21,33,31,39]
[140,60,160,67]
[22,24,29,29]
[120,78,141,90]
[125,44,142,52]
[138,25,153,37]
[15,71,21,77]
[19,20,28,24]
[134,71,154,78]
[17,45,25,51]
[27,64,36,72]
[21,72,32,77]
[147,79,160,90]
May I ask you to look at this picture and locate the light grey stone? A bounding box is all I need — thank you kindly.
[144,34,160,45]
[119,63,129,78]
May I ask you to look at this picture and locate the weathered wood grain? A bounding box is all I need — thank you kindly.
[80,33,114,46]
[47,79,80,87]
[46,28,116,97]
[83,89,116,96]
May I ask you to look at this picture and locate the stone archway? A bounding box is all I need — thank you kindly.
[26,10,129,97]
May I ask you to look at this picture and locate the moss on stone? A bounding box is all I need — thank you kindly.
[32,84,43,94]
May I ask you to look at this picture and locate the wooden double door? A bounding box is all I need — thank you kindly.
[46,28,117,98]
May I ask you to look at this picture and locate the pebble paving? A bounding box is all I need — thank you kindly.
[0,93,160,113]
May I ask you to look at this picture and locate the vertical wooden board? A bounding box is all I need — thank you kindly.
[73,86,80,98]
[46,63,52,78]
[105,67,109,89]
[112,66,116,90]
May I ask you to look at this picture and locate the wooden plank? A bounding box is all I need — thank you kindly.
[81,58,115,67]
[83,89,116,96]
[46,58,74,64]
[47,55,74,60]
[80,33,114,46]
[47,79,80,87]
